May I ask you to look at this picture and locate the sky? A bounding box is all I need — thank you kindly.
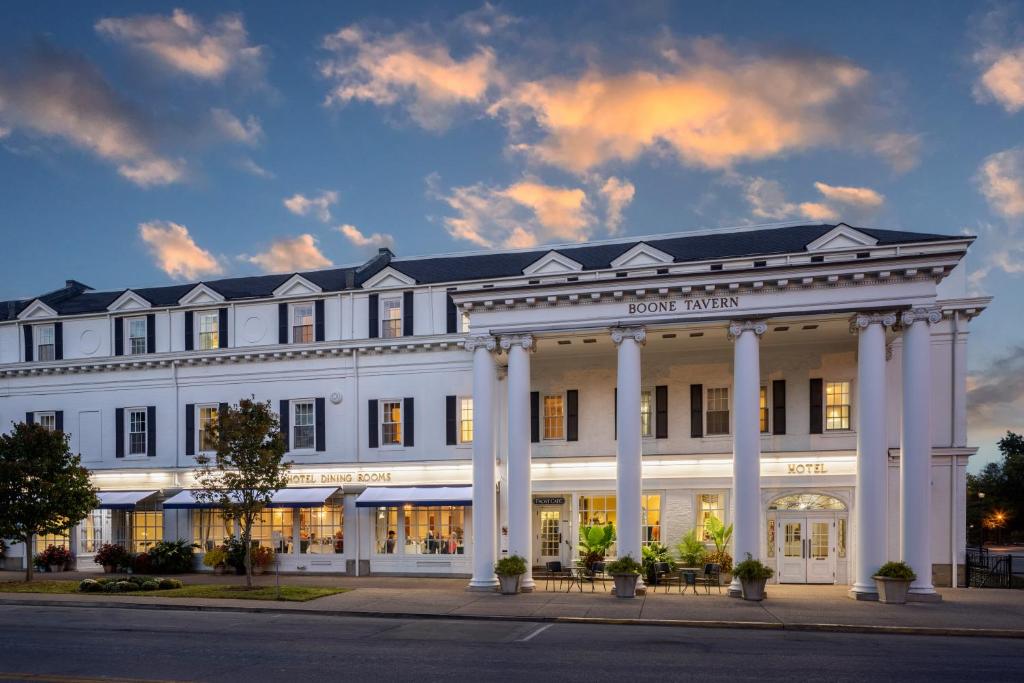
[0,1,1022,469]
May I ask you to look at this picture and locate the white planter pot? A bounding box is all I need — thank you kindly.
[612,573,639,598]
[740,577,767,601]
[874,576,912,604]
[48,564,63,574]
[498,574,521,595]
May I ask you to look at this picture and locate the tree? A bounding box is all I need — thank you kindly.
[193,398,289,588]
[967,432,1024,544]
[0,422,98,581]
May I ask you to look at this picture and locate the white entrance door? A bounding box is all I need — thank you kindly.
[805,516,835,584]
[778,518,806,583]
[534,507,564,567]
[777,515,836,584]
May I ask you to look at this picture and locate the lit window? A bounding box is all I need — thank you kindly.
[641,494,662,545]
[36,325,55,361]
[127,317,147,355]
[543,394,564,440]
[299,505,345,555]
[640,390,653,438]
[128,409,147,455]
[460,310,471,333]
[578,495,617,557]
[130,511,164,553]
[825,381,851,431]
[37,412,56,432]
[381,297,402,338]
[292,304,313,344]
[374,506,465,555]
[459,397,473,444]
[697,493,725,542]
[760,386,769,433]
[381,400,402,445]
[198,311,219,350]
[293,401,314,449]
[706,387,730,435]
[198,406,218,452]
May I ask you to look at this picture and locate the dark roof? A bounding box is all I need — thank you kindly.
[4,224,962,319]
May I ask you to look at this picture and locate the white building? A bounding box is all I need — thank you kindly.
[0,223,989,600]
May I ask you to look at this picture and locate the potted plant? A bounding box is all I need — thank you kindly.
[494,555,527,595]
[733,553,774,601]
[578,523,616,573]
[676,529,708,568]
[147,539,197,574]
[38,545,73,573]
[873,561,917,604]
[641,542,675,585]
[93,543,129,573]
[202,546,229,575]
[252,546,275,575]
[704,516,734,583]
[606,555,642,598]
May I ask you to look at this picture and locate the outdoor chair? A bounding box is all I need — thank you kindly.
[543,561,570,591]
[590,561,609,592]
[695,563,722,594]
[651,561,672,588]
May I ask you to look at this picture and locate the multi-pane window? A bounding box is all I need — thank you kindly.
[299,505,345,555]
[79,510,109,555]
[130,511,164,553]
[36,325,55,361]
[37,412,56,432]
[543,394,564,440]
[459,397,473,444]
[697,493,725,542]
[35,532,70,554]
[251,508,294,553]
[640,390,653,438]
[193,510,234,552]
[381,297,402,338]
[198,406,218,452]
[376,507,399,553]
[825,381,851,431]
[579,495,617,557]
[127,317,147,355]
[403,505,465,555]
[381,400,402,445]
[760,386,769,433]
[706,387,730,435]
[641,494,662,545]
[292,304,313,344]
[293,401,315,450]
[128,409,147,455]
[198,311,219,350]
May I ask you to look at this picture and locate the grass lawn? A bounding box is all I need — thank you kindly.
[0,580,346,602]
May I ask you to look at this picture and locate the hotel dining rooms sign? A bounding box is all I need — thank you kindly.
[627,295,742,316]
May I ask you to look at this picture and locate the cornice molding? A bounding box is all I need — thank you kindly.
[901,306,942,327]
[849,312,898,333]
[464,334,496,352]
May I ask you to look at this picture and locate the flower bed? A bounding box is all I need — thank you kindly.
[78,576,184,593]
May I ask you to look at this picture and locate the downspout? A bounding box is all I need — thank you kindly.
[950,312,959,588]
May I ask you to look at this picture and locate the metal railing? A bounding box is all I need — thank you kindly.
[965,546,1017,588]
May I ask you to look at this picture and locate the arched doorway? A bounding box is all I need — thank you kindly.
[768,493,848,584]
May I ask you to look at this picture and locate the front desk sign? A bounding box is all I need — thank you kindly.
[533,496,566,505]
[628,296,741,316]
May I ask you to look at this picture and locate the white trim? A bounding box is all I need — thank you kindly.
[34,323,56,362]
[125,407,149,457]
[610,242,674,268]
[805,224,879,252]
[378,398,404,449]
[523,251,584,276]
[273,274,323,298]
[35,411,57,432]
[457,396,473,446]
[290,398,316,453]
[178,283,225,306]
[107,290,152,313]
[16,300,58,320]
[361,266,416,289]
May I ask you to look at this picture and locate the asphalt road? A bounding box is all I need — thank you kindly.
[0,605,1021,682]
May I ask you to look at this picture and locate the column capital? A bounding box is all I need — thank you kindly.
[849,312,898,333]
[464,334,497,352]
[610,326,646,346]
[499,334,535,352]
[727,320,767,340]
[900,306,942,327]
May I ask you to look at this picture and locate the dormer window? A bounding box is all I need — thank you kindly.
[292,303,314,344]
[381,296,402,339]
[197,311,220,350]
[36,325,55,362]
[127,317,147,355]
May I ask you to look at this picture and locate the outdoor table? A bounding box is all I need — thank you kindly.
[566,565,594,593]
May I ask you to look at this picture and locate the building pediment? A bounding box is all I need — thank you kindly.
[273,274,323,298]
[178,283,225,306]
[17,299,58,320]
[107,290,153,313]
[522,251,584,276]
[361,266,416,289]
[610,242,674,268]
[806,224,878,252]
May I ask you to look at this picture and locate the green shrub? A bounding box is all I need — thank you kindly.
[147,539,196,574]
[223,537,249,571]
[875,561,916,581]
[706,549,733,574]
[641,542,675,583]
[605,555,642,575]
[733,553,774,581]
[141,581,159,591]
[159,578,183,589]
[93,543,130,569]
[112,581,134,593]
[578,523,616,571]
[676,529,708,567]
[78,579,102,593]
[202,546,228,568]
[494,555,527,576]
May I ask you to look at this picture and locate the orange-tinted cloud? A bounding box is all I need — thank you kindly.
[743,177,883,222]
[247,234,333,273]
[139,221,223,279]
[599,176,636,233]
[336,224,394,249]
[977,146,1024,217]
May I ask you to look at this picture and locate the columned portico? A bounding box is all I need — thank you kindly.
[728,320,767,597]
[849,312,896,600]
[467,334,499,591]
[901,307,942,601]
[502,334,535,591]
[611,327,646,578]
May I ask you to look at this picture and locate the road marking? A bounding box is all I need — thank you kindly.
[517,623,554,642]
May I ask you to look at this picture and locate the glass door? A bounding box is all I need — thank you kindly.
[805,516,835,584]
[535,508,563,567]
[778,518,806,583]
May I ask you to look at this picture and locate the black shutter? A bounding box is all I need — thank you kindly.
[146,406,156,457]
[146,314,156,354]
[54,322,63,361]
[315,300,325,342]
[278,303,288,344]
[25,412,34,425]
[446,295,458,334]
[368,294,379,339]
[185,404,195,456]
[114,319,123,356]
[530,391,540,443]
[809,378,823,434]
[55,411,63,433]
[404,397,415,447]
[219,402,229,419]
[184,311,194,351]
[279,399,290,451]
[655,385,669,439]
[566,389,579,442]
[115,408,124,458]
[446,395,458,445]
[772,380,787,435]
[368,399,379,448]
[23,326,33,362]
[403,291,414,337]
[219,308,229,348]
[690,384,704,438]
[315,397,326,452]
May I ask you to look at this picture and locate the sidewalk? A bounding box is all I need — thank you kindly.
[3,571,1024,638]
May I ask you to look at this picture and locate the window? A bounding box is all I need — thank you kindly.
[579,495,617,557]
[543,394,564,440]
[706,387,730,435]
[35,531,70,554]
[251,508,294,553]
[130,511,163,553]
[36,412,56,432]
[128,408,147,455]
[291,303,313,344]
[197,311,219,350]
[640,390,653,438]
[697,493,725,542]
[838,517,847,558]
[460,309,471,333]
[193,510,234,552]
[79,510,109,555]
[374,505,465,555]
[299,505,344,555]
[198,405,218,452]
[375,507,399,553]
[381,297,402,338]
[825,381,851,431]
[760,386,769,433]
[380,400,402,446]
[459,397,473,444]
[641,494,662,545]
[127,317,147,355]
[36,325,55,361]
[292,401,315,450]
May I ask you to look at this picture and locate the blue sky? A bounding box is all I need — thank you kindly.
[1,1,1022,468]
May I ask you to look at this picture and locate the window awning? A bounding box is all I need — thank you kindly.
[97,490,161,510]
[162,487,341,510]
[355,485,473,508]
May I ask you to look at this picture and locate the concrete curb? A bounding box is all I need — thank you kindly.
[2,597,1023,639]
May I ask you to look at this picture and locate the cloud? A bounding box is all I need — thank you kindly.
[968,345,1024,431]
[871,132,921,173]
[813,181,885,209]
[598,176,635,233]
[0,43,184,186]
[247,234,333,273]
[977,147,1024,217]
[283,191,338,222]
[971,6,1024,113]
[237,157,273,178]
[211,108,262,145]
[742,177,883,222]
[500,181,592,237]
[336,224,394,249]
[138,221,223,279]
[966,221,1024,292]
[96,8,265,83]
[320,25,498,130]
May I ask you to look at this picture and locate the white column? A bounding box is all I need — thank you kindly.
[849,313,896,599]
[612,327,646,574]
[467,335,499,591]
[728,321,766,597]
[502,334,535,591]
[901,307,942,600]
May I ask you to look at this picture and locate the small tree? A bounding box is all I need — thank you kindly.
[0,422,98,581]
[193,398,289,588]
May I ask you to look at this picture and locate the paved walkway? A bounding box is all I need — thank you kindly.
[3,570,1023,637]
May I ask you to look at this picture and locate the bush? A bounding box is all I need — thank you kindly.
[147,539,196,574]
[252,545,275,568]
[131,552,153,574]
[37,545,73,568]
[141,581,159,591]
[79,579,102,592]
[676,529,707,567]
[733,553,774,581]
[93,543,130,569]
[641,542,675,583]
[202,546,228,568]
[875,561,916,581]
[494,555,527,576]
[112,581,134,593]
[606,555,642,575]
[223,537,249,572]
[159,578,183,589]
[706,549,733,574]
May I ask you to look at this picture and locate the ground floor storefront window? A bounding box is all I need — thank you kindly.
[576,493,663,559]
[76,509,163,554]
[374,505,465,555]
[193,506,343,555]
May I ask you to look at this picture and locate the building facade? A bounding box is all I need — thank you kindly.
[0,223,988,600]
